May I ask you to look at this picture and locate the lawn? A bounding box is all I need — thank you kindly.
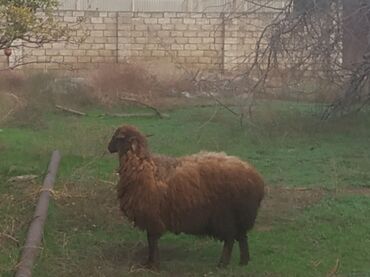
[1,101,370,276]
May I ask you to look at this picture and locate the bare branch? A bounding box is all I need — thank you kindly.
[0,232,20,245]
[119,97,168,119]
[55,105,86,116]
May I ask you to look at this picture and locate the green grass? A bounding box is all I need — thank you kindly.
[1,101,370,276]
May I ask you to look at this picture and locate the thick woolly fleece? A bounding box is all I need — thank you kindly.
[109,125,265,241]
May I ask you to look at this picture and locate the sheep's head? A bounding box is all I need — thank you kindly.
[108,125,149,157]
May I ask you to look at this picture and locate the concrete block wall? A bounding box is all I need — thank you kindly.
[20,11,119,70]
[5,10,275,72]
[117,12,225,71]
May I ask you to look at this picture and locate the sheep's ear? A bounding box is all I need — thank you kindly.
[130,138,138,152]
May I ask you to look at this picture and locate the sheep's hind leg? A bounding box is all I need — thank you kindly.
[144,232,160,270]
[238,234,250,266]
[218,239,234,268]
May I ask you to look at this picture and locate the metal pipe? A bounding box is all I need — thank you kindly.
[15,151,62,277]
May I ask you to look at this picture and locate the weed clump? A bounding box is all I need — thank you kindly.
[1,72,92,129]
[0,62,195,128]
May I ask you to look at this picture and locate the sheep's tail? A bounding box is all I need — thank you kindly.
[258,185,265,206]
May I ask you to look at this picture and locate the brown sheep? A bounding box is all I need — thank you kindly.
[108,124,265,270]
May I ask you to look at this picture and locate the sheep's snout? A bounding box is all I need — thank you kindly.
[108,138,118,153]
[108,136,119,154]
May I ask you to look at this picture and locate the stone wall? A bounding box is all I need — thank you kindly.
[4,10,275,72]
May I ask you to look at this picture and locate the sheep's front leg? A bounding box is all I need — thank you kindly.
[145,232,160,270]
[218,239,234,268]
[238,235,250,266]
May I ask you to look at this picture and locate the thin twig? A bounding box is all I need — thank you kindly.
[100,112,166,118]
[201,89,239,116]
[119,97,167,119]
[197,106,220,143]
[326,258,340,277]
[55,105,86,116]
[8,175,38,183]
[0,233,20,245]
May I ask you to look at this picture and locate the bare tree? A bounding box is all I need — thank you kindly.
[322,0,370,118]
[222,0,370,121]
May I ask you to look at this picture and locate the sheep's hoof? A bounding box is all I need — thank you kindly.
[141,261,160,272]
[217,261,229,268]
[239,258,250,266]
